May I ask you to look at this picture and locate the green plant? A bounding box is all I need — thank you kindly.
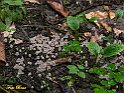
[89,64,124,93]
[67,13,86,31]
[60,64,86,86]
[115,9,124,19]
[0,0,26,31]
[63,40,82,52]
[87,42,124,58]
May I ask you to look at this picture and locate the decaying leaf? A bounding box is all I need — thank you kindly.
[24,0,40,4]
[57,22,68,30]
[100,22,112,32]
[109,11,116,19]
[0,34,6,65]
[85,11,108,20]
[84,32,91,36]
[103,6,110,11]
[90,31,98,42]
[14,39,23,44]
[113,28,123,36]
[47,0,69,17]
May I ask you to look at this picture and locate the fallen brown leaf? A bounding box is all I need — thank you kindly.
[84,32,91,36]
[0,33,6,65]
[103,6,110,11]
[113,28,123,36]
[85,11,108,20]
[100,22,112,32]
[47,0,69,17]
[109,11,116,19]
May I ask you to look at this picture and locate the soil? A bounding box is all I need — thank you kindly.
[0,0,124,93]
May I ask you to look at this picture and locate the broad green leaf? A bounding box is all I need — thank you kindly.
[0,22,6,31]
[115,9,124,19]
[78,72,85,78]
[89,17,98,22]
[89,67,101,75]
[67,65,79,74]
[101,80,116,87]
[67,16,80,31]
[103,43,124,57]
[76,13,86,23]
[107,64,116,71]
[60,76,72,81]
[77,65,85,70]
[94,88,107,93]
[107,90,116,93]
[4,0,23,6]
[119,67,124,72]
[87,42,102,56]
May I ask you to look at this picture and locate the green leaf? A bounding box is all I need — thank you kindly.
[119,67,124,72]
[103,43,124,57]
[89,67,101,75]
[107,90,116,93]
[94,88,107,93]
[107,64,116,71]
[77,65,85,70]
[101,80,116,87]
[115,9,124,19]
[60,76,72,81]
[4,0,23,6]
[78,72,85,78]
[67,16,80,31]
[87,42,102,56]
[0,22,6,31]
[67,65,79,74]
[89,17,98,22]
[76,13,86,23]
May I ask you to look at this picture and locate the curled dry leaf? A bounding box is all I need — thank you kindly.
[24,0,40,4]
[85,11,108,20]
[113,28,123,36]
[47,0,69,17]
[100,22,112,32]
[109,11,116,19]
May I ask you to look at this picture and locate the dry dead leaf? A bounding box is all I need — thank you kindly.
[100,22,112,32]
[57,22,68,30]
[0,34,6,65]
[85,11,108,20]
[94,22,101,28]
[14,39,23,44]
[103,6,110,11]
[113,28,123,36]
[47,0,69,17]
[109,11,116,19]
[24,0,40,4]
[84,32,91,36]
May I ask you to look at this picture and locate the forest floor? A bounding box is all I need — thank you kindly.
[0,0,124,93]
